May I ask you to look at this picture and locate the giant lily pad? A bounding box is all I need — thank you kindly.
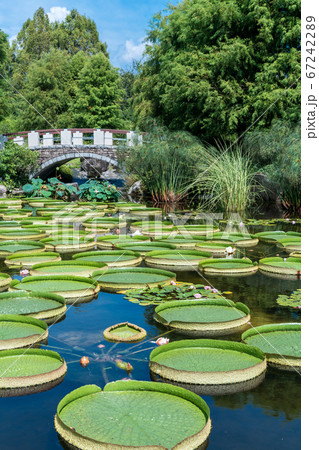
[175,225,219,236]
[117,202,147,212]
[276,237,301,252]
[41,237,96,253]
[0,240,45,257]
[199,258,258,275]
[4,251,61,269]
[92,267,176,293]
[0,314,48,350]
[209,233,258,247]
[130,220,174,232]
[259,257,301,277]
[72,250,142,268]
[96,235,150,250]
[195,242,237,255]
[145,249,212,270]
[0,291,66,323]
[242,323,301,371]
[0,273,12,292]
[82,217,119,231]
[155,235,208,249]
[154,299,250,337]
[9,275,100,304]
[114,241,177,257]
[0,229,47,241]
[103,322,147,343]
[55,380,211,449]
[254,231,300,243]
[0,209,33,220]
[0,348,67,396]
[30,260,105,277]
[150,339,266,395]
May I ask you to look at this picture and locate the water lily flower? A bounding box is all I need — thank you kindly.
[194,293,202,299]
[190,285,196,289]
[156,337,170,346]
[292,221,296,224]
[80,356,90,367]
[132,230,142,236]
[204,286,212,290]
[115,228,120,235]
[212,288,219,293]
[225,246,235,254]
[115,359,133,373]
[239,222,244,227]
[170,281,177,285]
[20,269,29,276]
[97,344,105,348]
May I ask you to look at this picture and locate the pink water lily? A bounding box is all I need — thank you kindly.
[239,222,244,227]
[20,269,29,276]
[170,281,177,285]
[204,286,212,290]
[156,337,170,346]
[97,344,105,348]
[194,293,202,299]
[212,288,219,293]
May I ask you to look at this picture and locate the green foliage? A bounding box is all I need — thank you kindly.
[133,0,301,142]
[70,52,124,128]
[0,141,38,187]
[245,121,301,215]
[118,123,203,203]
[125,282,225,305]
[22,177,77,200]
[186,143,260,213]
[78,179,120,202]
[276,289,301,309]
[0,30,10,122]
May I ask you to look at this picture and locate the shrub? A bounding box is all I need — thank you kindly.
[244,121,301,215]
[78,179,120,202]
[0,141,38,187]
[118,123,203,203]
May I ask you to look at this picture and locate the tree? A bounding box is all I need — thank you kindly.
[0,141,38,187]
[133,0,301,142]
[0,30,10,124]
[70,52,125,128]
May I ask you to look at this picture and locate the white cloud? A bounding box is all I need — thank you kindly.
[122,38,146,62]
[47,6,70,23]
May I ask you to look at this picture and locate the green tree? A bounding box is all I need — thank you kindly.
[119,68,137,127]
[71,52,125,128]
[0,141,38,187]
[133,0,301,142]
[0,30,9,123]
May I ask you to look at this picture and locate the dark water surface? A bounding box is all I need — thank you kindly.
[0,226,300,450]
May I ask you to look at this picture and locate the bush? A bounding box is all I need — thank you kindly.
[22,177,77,200]
[244,121,301,215]
[78,180,120,202]
[118,123,203,203]
[185,143,260,214]
[0,141,38,187]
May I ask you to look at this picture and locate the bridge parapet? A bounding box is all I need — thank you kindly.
[1,128,141,149]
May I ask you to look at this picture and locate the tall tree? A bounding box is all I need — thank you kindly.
[70,52,125,128]
[133,0,301,142]
[0,30,9,123]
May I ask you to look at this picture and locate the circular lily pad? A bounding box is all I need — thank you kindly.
[0,273,12,292]
[103,322,147,343]
[92,267,176,293]
[55,380,211,449]
[4,252,61,269]
[145,249,212,270]
[0,229,47,241]
[199,258,258,276]
[210,233,258,247]
[155,236,208,249]
[259,257,301,277]
[72,250,142,268]
[41,237,96,253]
[96,235,150,250]
[195,242,237,255]
[0,209,33,220]
[130,220,174,232]
[114,241,177,257]
[242,323,301,371]
[117,202,147,212]
[254,231,300,243]
[175,225,219,236]
[127,207,162,216]
[30,260,105,277]
[0,291,66,323]
[9,275,100,304]
[82,217,119,231]
[0,348,67,396]
[0,221,21,230]
[150,339,266,395]
[0,314,48,350]
[141,226,177,238]
[276,237,301,252]
[0,240,45,257]
[154,299,250,337]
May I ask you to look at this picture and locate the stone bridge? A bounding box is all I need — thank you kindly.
[1,128,141,178]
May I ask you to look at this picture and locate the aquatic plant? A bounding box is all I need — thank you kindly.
[276,289,301,309]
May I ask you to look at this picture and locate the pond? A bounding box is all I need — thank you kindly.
[0,215,300,449]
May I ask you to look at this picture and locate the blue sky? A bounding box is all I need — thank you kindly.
[0,1,177,68]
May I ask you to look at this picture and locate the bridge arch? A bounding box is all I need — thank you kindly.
[33,152,119,179]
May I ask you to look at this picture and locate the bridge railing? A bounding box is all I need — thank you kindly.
[1,128,143,149]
